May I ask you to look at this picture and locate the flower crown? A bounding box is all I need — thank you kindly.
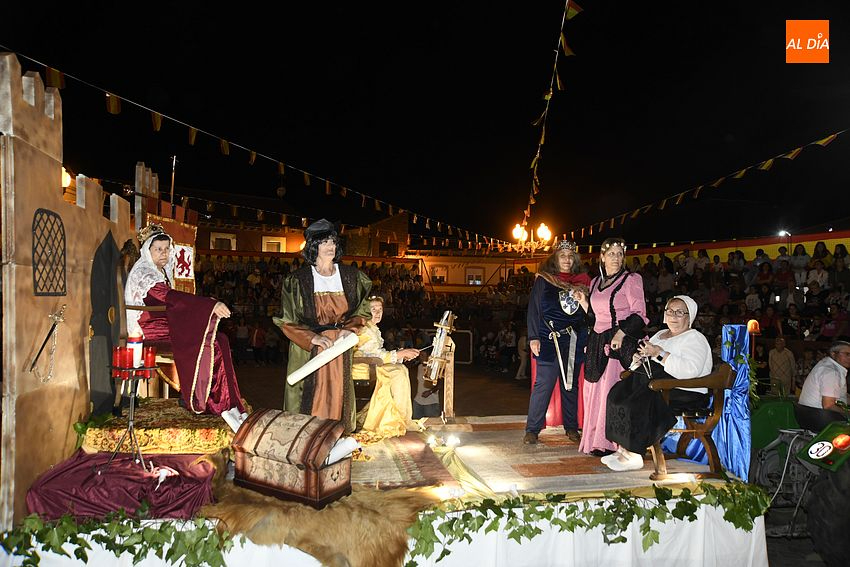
[600,238,627,253]
[556,240,577,252]
[138,223,167,245]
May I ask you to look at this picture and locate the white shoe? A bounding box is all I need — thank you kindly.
[605,451,644,472]
[222,410,242,433]
[600,451,621,466]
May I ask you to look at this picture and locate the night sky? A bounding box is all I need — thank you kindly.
[3,1,849,246]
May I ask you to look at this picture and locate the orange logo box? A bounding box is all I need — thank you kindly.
[786,20,830,63]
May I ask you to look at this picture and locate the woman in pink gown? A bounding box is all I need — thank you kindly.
[125,224,245,431]
[579,238,647,456]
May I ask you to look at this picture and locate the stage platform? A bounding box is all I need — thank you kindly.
[4,414,768,567]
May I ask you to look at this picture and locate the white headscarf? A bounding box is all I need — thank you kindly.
[665,294,698,328]
[125,233,175,336]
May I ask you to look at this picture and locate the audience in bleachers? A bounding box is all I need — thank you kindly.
[195,242,850,396]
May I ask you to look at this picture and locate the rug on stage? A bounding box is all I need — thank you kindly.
[82,398,235,455]
[351,432,457,490]
[27,449,214,520]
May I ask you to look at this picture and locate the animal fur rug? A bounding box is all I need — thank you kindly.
[199,451,439,567]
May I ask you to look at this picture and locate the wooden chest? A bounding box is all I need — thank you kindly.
[231,409,351,508]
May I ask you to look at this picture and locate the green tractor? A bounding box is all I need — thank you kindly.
[750,395,850,567]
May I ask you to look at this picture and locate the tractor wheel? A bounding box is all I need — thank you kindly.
[807,464,850,567]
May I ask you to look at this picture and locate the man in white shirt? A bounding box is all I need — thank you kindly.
[796,341,850,431]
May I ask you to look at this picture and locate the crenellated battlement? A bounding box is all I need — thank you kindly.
[0,53,63,161]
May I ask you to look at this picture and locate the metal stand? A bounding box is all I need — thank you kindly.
[99,366,157,474]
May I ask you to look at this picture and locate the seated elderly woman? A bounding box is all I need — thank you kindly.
[354,296,420,437]
[603,295,712,471]
[125,223,246,432]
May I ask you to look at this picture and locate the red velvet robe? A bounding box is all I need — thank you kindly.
[141,283,244,415]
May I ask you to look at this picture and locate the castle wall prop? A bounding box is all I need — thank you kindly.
[0,53,135,527]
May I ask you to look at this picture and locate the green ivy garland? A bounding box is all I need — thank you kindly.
[1,482,767,567]
[0,504,239,567]
[405,481,769,566]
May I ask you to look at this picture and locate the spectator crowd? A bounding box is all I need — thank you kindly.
[195,240,849,395]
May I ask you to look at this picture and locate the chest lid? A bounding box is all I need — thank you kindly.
[232,409,344,469]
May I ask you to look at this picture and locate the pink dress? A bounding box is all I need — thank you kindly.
[578,272,646,454]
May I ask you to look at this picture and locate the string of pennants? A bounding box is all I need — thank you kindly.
[560,129,846,242]
[522,0,583,228]
[99,178,506,252]
[3,45,511,249]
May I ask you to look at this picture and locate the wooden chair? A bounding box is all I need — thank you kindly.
[619,363,736,480]
[352,356,383,406]
[646,363,736,480]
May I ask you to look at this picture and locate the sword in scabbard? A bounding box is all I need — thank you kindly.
[546,320,576,391]
[29,304,67,373]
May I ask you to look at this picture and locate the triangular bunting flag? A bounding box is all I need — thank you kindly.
[248,151,256,165]
[278,162,285,175]
[692,185,704,199]
[532,110,546,127]
[303,172,311,186]
[361,195,366,208]
[566,1,583,19]
[188,128,198,146]
[231,205,238,217]
[257,210,264,221]
[105,93,121,114]
[781,148,802,160]
[530,196,536,205]
[44,67,65,89]
[302,217,309,228]
[609,218,615,229]
[425,219,431,229]
[757,159,774,171]
[374,199,382,212]
[561,34,575,56]
[630,208,641,219]
[412,214,418,224]
[389,205,394,215]
[220,139,230,156]
[658,199,668,210]
[619,213,627,224]
[674,192,686,205]
[710,177,725,188]
[151,112,162,132]
[325,180,332,195]
[642,204,653,214]
[555,67,564,91]
[732,168,746,179]
[437,222,442,232]
[813,133,838,146]
[341,186,348,197]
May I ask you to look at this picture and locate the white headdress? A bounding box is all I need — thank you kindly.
[124,224,175,336]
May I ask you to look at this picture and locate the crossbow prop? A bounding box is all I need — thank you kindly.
[424,310,456,385]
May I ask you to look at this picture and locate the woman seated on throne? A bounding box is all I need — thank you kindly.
[125,223,246,432]
[354,296,420,437]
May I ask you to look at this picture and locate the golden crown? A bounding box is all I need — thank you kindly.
[137,223,167,244]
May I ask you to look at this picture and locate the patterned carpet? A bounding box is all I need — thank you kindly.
[352,432,458,490]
